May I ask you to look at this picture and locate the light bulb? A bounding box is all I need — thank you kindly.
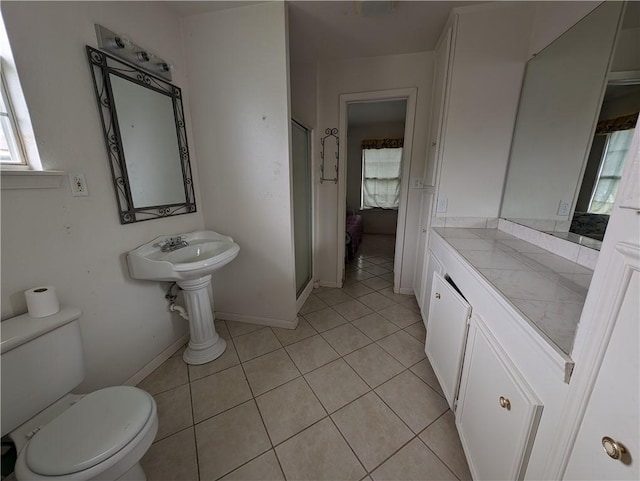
[119,35,135,51]
[109,36,125,49]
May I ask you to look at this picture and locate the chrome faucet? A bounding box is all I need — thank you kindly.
[157,236,189,252]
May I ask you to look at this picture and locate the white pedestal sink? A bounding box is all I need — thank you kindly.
[127,231,240,365]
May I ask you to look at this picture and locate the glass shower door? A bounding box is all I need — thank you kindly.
[292,120,312,297]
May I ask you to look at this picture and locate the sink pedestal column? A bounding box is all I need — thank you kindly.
[177,275,227,365]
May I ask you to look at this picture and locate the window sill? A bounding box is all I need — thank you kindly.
[360,207,400,212]
[1,169,66,189]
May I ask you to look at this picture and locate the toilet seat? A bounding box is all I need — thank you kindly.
[15,386,158,481]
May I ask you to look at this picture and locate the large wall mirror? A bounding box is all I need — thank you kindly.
[87,46,196,224]
[500,2,639,247]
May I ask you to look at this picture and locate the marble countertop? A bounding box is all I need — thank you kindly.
[433,227,593,356]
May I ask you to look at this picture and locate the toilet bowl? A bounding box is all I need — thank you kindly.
[0,307,159,481]
[12,387,158,481]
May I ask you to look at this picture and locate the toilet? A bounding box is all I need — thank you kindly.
[0,307,158,480]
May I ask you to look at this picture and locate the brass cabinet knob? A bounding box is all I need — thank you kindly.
[499,396,511,410]
[435,293,441,299]
[602,436,626,460]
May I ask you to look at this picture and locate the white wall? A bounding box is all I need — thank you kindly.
[612,26,640,72]
[347,122,404,235]
[436,2,534,219]
[316,52,434,290]
[528,1,602,58]
[290,57,318,131]
[0,1,204,391]
[181,3,297,326]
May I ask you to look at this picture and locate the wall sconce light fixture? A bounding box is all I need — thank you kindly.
[95,24,173,81]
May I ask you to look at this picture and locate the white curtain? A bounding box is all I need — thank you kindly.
[361,147,402,209]
[589,129,634,214]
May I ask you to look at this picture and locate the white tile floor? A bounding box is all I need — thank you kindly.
[139,234,471,481]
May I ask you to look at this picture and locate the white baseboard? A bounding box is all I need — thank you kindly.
[216,312,298,330]
[398,287,415,296]
[318,280,340,288]
[124,332,190,387]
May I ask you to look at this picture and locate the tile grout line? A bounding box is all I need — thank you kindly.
[151,323,427,432]
[414,408,468,480]
[262,336,311,481]
[421,438,465,481]
[216,330,281,480]
[187,384,202,481]
[259,307,412,476]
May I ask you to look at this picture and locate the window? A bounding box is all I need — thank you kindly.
[360,139,403,209]
[0,64,26,166]
[588,128,634,215]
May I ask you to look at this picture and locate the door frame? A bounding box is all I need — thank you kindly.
[337,88,418,290]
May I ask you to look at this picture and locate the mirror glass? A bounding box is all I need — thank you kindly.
[87,46,196,224]
[500,2,638,246]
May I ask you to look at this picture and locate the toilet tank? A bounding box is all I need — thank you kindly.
[1,307,85,436]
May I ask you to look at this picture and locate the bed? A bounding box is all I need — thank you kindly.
[346,213,363,261]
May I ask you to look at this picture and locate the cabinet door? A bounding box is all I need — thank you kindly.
[564,256,639,480]
[424,25,452,186]
[457,316,543,481]
[419,251,444,325]
[425,271,471,409]
[414,190,435,309]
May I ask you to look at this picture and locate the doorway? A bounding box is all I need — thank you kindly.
[337,88,418,291]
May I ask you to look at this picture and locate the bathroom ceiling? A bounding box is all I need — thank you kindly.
[165,1,264,16]
[286,1,478,63]
[165,1,479,63]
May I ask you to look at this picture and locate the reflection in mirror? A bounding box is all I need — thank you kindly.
[500,2,638,246]
[572,85,638,240]
[87,46,196,224]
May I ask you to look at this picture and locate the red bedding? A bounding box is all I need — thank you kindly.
[346,214,363,260]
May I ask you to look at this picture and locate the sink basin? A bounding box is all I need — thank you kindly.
[127,230,240,282]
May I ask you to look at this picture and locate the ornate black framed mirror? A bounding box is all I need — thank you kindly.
[86,46,196,224]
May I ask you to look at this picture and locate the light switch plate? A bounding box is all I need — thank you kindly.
[557,200,571,216]
[436,197,448,213]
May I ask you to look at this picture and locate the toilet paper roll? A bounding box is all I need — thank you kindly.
[25,286,60,318]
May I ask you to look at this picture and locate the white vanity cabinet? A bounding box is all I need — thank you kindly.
[425,271,470,409]
[456,315,543,481]
[423,230,577,480]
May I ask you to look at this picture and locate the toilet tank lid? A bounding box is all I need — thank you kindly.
[0,307,81,354]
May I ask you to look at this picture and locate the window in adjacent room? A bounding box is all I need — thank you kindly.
[0,62,26,166]
[588,127,635,215]
[360,138,403,209]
